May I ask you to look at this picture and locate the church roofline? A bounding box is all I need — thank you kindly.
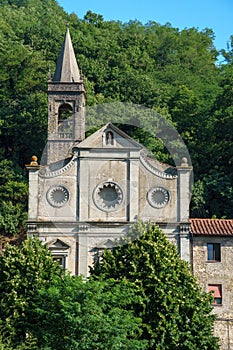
[74,122,145,149]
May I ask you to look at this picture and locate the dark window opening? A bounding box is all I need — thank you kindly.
[207,243,221,261]
[58,103,73,138]
[53,255,66,269]
[92,248,104,263]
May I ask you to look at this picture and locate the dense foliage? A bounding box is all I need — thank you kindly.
[0,238,62,342]
[0,238,147,349]
[91,222,219,349]
[0,228,219,349]
[0,0,233,236]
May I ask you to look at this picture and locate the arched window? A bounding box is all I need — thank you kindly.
[58,103,73,138]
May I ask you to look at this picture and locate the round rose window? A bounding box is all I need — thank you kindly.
[93,181,123,212]
[147,187,169,208]
[47,186,69,207]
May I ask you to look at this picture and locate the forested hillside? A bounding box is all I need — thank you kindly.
[0,0,232,237]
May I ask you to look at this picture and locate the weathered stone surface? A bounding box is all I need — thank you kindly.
[193,235,233,349]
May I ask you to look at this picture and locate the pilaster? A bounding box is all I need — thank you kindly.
[25,157,40,221]
[177,157,193,222]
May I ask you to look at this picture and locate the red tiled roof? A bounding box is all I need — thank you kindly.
[190,219,233,236]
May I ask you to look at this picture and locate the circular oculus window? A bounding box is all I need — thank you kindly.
[147,187,169,208]
[47,185,69,207]
[93,181,123,212]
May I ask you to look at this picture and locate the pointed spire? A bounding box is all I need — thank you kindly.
[53,28,81,82]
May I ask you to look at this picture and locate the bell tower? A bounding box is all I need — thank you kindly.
[46,28,85,164]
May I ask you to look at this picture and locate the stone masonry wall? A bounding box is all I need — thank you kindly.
[193,235,233,349]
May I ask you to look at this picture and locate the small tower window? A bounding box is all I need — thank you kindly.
[58,103,73,138]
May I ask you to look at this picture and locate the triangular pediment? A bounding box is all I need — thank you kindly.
[74,123,144,150]
[90,238,117,251]
[47,239,70,250]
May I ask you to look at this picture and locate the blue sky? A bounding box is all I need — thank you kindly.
[57,0,232,54]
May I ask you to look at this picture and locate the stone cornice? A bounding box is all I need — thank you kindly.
[39,156,76,178]
[140,151,177,179]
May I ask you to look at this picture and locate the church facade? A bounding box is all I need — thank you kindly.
[26,29,192,276]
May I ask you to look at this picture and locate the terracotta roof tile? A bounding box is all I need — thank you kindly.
[190,219,233,236]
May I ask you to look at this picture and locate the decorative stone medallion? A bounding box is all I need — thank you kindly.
[47,185,69,207]
[147,187,169,208]
[93,181,124,212]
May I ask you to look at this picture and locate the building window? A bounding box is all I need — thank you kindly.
[92,248,104,263]
[91,247,112,264]
[58,103,73,138]
[208,284,222,305]
[207,243,221,261]
[93,181,124,212]
[52,255,66,269]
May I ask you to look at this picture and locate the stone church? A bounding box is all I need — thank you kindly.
[26,28,192,276]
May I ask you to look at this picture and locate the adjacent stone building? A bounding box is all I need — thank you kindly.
[191,218,233,350]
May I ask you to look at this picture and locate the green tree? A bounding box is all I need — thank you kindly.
[0,327,37,350]
[91,222,219,349]
[29,277,147,350]
[0,160,28,236]
[192,56,233,218]
[0,238,62,343]
[220,35,233,64]
[0,237,147,349]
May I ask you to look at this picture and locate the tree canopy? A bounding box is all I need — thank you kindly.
[91,222,219,349]
[0,227,219,349]
[0,237,147,349]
